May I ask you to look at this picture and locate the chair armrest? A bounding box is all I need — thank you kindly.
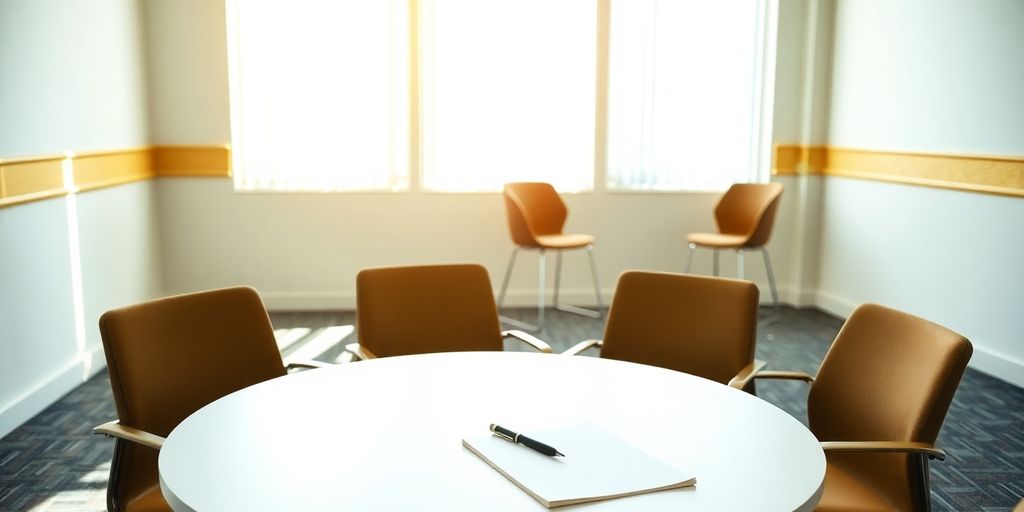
[345,342,378,361]
[502,330,553,354]
[728,359,767,390]
[751,370,816,383]
[286,359,331,371]
[94,420,165,450]
[561,339,602,357]
[820,441,946,461]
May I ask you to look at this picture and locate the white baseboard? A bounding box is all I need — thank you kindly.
[263,284,804,312]
[967,346,1024,389]
[0,345,106,440]
[812,289,859,318]
[261,291,356,311]
[811,289,1023,389]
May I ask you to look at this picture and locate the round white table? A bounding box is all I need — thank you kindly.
[160,352,825,511]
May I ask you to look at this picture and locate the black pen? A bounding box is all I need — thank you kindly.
[490,424,565,457]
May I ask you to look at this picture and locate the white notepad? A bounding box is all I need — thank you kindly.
[463,423,696,508]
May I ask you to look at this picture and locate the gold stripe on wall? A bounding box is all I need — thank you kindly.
[153,145,231,177]
[73,148,155,192]
[773,145,827,175]
[774,144,1024,197]
[0,155,68,208]
[825,148,1024,198]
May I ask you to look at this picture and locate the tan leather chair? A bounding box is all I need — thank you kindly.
[563,271,764,391]
[346,263,552,359]
[684,182,783,309]
[93,287,324,512]
[1014,498,1024,512]
[497,182,602,332]
[751,304,972,512]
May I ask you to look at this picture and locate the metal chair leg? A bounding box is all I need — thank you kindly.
[497,248,543,333]
[737,249,745,281]
[587,245,604,316]
[537,249,546,330]
[496,248,518,310]
[553,250,563,307]
[684,243,696,273]
[553,246,602,319]
[713,249,720,276]
[761,248,780,311]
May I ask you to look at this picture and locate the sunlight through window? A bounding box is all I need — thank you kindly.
[227,0,410,192]
[606,0,770,191]
[419,0,596,192]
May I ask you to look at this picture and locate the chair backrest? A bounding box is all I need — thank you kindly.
[503,182,568,247]
[99,286,287,510]
[713,183,783,247]
[599,271,759,385]
[808,303,972,512]
[356,264,505,357]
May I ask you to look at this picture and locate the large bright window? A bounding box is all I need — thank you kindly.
[419,0,596,192]
[227,1,772,193]
[227,0,409,192]
[606,0,771,191]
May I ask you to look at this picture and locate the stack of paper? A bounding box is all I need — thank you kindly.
[463,423,696,508]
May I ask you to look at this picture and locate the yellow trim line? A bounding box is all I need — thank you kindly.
[774,144,1024,198]
[0,146,232,208]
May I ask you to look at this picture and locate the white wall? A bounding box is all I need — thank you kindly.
[818,0,1024,386]
[151,0,810,310]
[0,0,161,438]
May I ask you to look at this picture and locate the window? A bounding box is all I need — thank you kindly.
[606,0,772,191]
[227,1,773,193]
[419,0,596,192]
[227,0,410,192]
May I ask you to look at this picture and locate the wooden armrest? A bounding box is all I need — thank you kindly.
[345,342,378,361]
[94,420,165,450]
[561,339,602,357]
[502,330,553,353]
[820,441,946,461]
[286,359,331,371]
[752,370,815,383]
[728,359,767,390]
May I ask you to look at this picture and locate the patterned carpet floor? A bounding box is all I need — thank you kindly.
[0,306,1021,511]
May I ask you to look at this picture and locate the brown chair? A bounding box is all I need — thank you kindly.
[751,304,972,512]
[563,271,764,391]
[93,287,325,512]
[684,182,783,308]
[498,182,602,332]
[345,263,552,359]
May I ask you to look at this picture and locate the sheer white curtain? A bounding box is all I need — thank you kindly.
[607,0,767,191]
[227,0,410,192]
[419,0,596,192]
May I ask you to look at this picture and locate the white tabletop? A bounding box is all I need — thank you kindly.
[160,352,824,511]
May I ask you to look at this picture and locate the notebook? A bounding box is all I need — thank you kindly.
[462,423,696,508]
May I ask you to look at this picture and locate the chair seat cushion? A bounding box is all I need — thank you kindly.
[815,462,896,512]
[687,232,749,248]
[125,485,172,512]
[533,233,595,249]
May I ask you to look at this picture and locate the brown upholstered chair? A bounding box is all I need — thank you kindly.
[751,304,972,512]
[684,182,783,308]
[497,182,602,332]
[563,271,765,391]
[93,287,325,512]
[345,263,552,360]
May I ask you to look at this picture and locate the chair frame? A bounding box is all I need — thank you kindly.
[495,245,603,333]
[751,370,946,512]
[684,244,780,311]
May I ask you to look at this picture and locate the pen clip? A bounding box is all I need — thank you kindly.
[490,424,514,442]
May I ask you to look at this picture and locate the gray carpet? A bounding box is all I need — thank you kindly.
[1,307,1021,511]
